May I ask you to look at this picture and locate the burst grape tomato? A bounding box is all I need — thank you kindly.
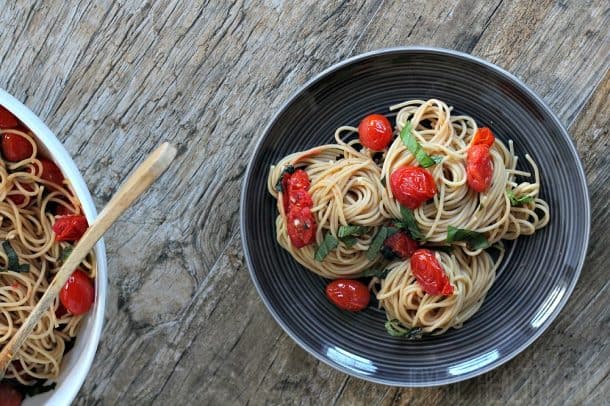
[358,114,393,151]
[53,215,89,241]
[390,166,437,209]
[0,106,19,129]
[410,249,453,296]
[325,279,370,311]
[39,158,65,186]
[286,206,316,248]
[59,269,94,316]
[471,127,495,147]
[383,231,419,259]
[467,144,493,193]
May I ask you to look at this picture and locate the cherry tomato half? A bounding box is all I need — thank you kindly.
[390,166,436,209]
[53,215,89,241]
[38,158,65,186]
[467,144,493,193]
[382,230,419,260]
[287,169,311,192]
[286,206,316,248]
[1,132,33,162]
[59,269,94,315]
[6,183,33,206]
[0,106,19,129]
[325,279,370,311]
[358,114,393,151]
[0,382,23,406]
[471,127,495,147]
[410,249,453,296]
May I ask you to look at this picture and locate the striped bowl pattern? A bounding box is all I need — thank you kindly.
[240,48,590,386]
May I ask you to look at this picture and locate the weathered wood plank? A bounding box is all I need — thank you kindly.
[0,0,607,404]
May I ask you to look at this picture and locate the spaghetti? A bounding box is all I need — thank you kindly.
[267,98,549,335]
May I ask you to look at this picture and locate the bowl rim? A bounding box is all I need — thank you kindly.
[239,46,591,387]
[0,88,108,403]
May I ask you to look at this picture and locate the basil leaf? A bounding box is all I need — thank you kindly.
[366,226,398,261]
[314,233,339,262]
[446,226,490,250]
[3,241,29,273]
[431,155,443,164]
[398,206,426,241]
[399,122,438,168]
[506,189,534,206]
[274,165,295,192]
[359,268,390,278]
[341,236,358,248]
[384,319,423,339]
[337,225,369,239]
[380,177,387,187]
[60,247,73,263]
[22,381,57,397]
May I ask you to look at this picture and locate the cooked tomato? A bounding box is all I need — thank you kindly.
[286,206,316,248]
[6,183,34,206]
[54,202,75,216]
[287,169,310,193]
[53,215,88,241]
[467,144,493,193]
[55,302,68,318]
[325,279,370,311]
[471,127,495,147]
[289,189,313,209]
[0,106,19,129]
[39,158,65,186]
[358,114,393,151]
[410,249,453,296]
[59,269,94,315]
[382,231,419,259]
[1,132,33,162]
[390,166,436,209]
[0,382,23,406]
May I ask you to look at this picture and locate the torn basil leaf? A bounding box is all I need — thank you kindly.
[385,319,424,339]
[341,236,358,248]
[314,233,339,262]
[337,225,369,239]
[446,226,490,250]
[3,241,29,272]
[366,226,398,261]
[397,206,426,241]
[506,189,534,206]
[400,121,438,168]
[358,268,390,279]
[60,247,73,263]
[21,381,57,397]
[274,165,296,192]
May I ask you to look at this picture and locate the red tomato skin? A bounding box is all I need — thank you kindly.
[287,169,311,192]
[383,231,419,259]
[53,215,89,241]
[39,158,65,186]
[55,202,75,216]
[410,249,453,296]
[1,132,33,162]
[288,189,313,209]
[390,166,437,209]
[472,127,495,147]
[0,382,24,406]
[286,207,316,248]
[0,106,19,129]
[467,144,493,193]
[6,183,34,206]
[358,114,393,151]
[59,269,94,315]
[325,279,370,311]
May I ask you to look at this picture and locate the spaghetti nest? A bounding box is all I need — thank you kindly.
[0,128,95,384]
[267,98,550,333]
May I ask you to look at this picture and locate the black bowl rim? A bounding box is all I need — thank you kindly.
[239,46,591,387]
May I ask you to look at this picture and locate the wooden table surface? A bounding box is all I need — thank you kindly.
[1,1,608,404]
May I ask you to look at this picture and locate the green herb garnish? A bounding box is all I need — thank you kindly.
[394,206,426,241]
[366,226,398,261]
[3,241,29,272]
[446,226,490,250]
[506,189,534,206]
[385,319,424,339]
[60,247,73,263]
[274,165,295,192]
[22,381,57,397]
[337,225,370,248]
[359,268,390,279]
[400,121,438,168]
[314,233,339,261]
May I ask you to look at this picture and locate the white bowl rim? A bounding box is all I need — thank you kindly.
[0,88,107,405]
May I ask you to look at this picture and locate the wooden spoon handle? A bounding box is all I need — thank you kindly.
[0,142,177,377]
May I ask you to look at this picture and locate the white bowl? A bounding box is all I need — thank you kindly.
[0,89,107,405]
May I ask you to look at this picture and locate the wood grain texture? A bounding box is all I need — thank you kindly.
[0,0,607,404]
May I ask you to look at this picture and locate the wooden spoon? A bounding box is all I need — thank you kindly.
[0,142,177,377]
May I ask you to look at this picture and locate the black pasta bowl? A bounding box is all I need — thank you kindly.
[240,47,589,386]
